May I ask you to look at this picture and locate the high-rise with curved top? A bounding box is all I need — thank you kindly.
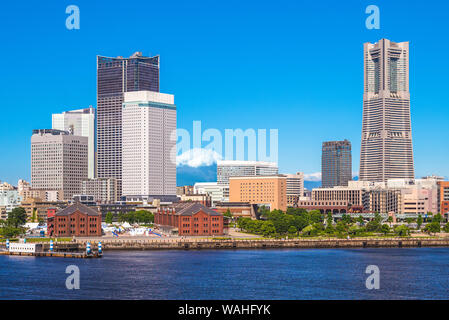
[359,39,414,182]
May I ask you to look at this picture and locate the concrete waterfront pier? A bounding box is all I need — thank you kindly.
[0,251,101,258]
[3,238,449,254]
[75,237,449,250]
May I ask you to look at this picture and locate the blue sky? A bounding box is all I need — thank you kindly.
[0,0,448,185]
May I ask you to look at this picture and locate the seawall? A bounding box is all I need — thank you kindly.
[73,238,449,250]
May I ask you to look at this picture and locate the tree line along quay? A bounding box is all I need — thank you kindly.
[234,207,449,239]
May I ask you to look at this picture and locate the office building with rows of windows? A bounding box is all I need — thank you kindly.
[31,129,88,200]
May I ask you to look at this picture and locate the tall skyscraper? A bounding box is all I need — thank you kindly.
[97,52,160,196]
[31,129,88,200]
[52,107,96,179]
[360,39,414,182]
[321,140,352,188]
[122,91,177,201]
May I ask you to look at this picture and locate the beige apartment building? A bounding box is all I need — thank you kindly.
[362,188,402,214]
[285,172,304,207]
[80,178,118,203]
[31,129,88,200]
[21,189,63,202]
[229,176,287,212]
[399,186,438,215]
[312,187,364,207]
[21,198,67,222]
[18,179,62,202]
[301,179,440,215]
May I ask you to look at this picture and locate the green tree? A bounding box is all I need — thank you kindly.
[357,215,365,226]
[394,225,410,237]
[443,222,449,233]
[291,214,309,231]
[31,208,37,223]
[336,220,348,234]
[387,216,393,226]
[432,213,442,224]
[381,224,390,235]
[341,214,351,225]
[424,222,440,235]
[373,212,382,224]
[223,209,232,219]
[348,225,363,236]
[366,219,381,232]
[260,221,276,237]
[105,212,113,224]
[287,226,297,236]
[417,214,423,230]
[8,207,27,228]
[405,218,414,224]
[309,210,324,224]
[0,226,24,238]
[312,222,324,236]
[325,212,334,234]
[301,225,314,236]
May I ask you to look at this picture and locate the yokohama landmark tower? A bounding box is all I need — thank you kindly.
[359,39,414,182]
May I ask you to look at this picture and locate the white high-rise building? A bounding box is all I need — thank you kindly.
[52,107,96,179]
[31,129,88,200]
[217,160,278,185]
[122,91,176,199]
[193,182,228,206]
[285,172,305,197]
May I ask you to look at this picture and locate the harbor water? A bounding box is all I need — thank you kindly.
[1,248,449,299]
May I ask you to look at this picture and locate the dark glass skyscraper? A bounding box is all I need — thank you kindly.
[321,140,352,188]
[97,52,159,196]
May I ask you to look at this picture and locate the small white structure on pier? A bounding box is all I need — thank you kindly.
[9,243,43,253]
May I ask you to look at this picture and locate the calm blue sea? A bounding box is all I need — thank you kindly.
[1,248,448,300]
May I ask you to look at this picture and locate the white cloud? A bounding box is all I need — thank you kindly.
[176,148,222,168]
[303,172,359,181]
[304,172,321,181]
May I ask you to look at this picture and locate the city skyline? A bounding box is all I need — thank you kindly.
[0,1,448,185]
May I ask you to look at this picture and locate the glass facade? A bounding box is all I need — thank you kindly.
[321,140,352,188]
[96,53,160,197]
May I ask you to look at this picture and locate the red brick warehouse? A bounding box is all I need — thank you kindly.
[47,202,102,237]
[155,203,224,236]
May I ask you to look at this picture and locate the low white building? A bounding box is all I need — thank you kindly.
[9,243,43,253]
[194,182,228,206]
